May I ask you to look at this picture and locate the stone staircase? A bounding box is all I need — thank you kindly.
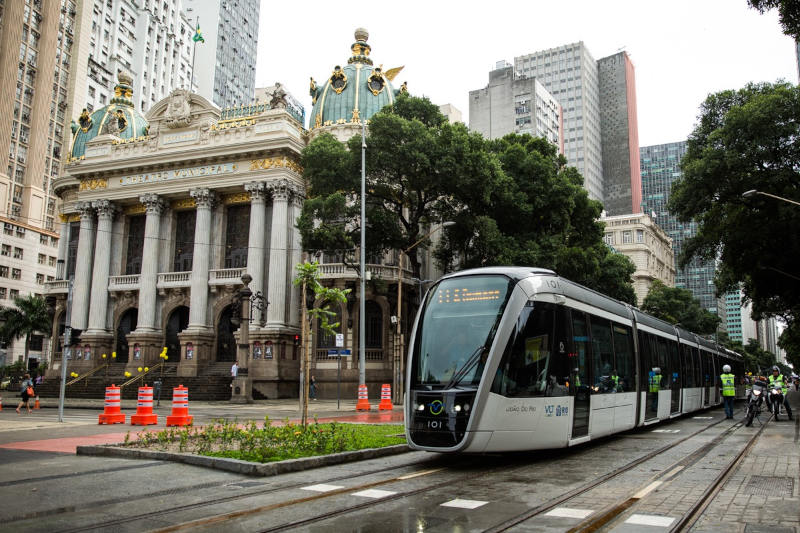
[36,363,233,401]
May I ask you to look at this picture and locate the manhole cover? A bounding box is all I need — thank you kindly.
[742,475,794,496]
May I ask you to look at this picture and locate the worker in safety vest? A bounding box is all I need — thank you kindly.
[720,365,735,419]
[648,367,661,412]
[610,369,621,392]
[768,366,794,420]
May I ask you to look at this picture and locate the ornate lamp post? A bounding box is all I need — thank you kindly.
[394,221,455,404]
[231,273,268,404]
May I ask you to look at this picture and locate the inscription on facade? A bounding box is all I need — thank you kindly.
[161,130,199,145]
[119,162,238,186]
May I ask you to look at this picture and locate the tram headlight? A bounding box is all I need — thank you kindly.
[417,403,425,411]
[454,405,462,412]
[464,403,470,412]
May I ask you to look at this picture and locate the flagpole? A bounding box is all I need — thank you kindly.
[190,16,199,92]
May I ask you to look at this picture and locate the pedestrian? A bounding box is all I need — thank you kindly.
[720,364,735,419]
[309,375,317,400]
[16,373,34,414]
[231,360,238,378]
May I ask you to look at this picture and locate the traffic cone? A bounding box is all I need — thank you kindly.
[0,397,3,411]
[34,395,40,409]
[355,384,371,411]
[378,383,393,410]
[98,385,126,424]
[130,386,158,425]
[166,385,193,427]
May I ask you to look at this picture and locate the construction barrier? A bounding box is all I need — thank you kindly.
[34,395,40,409]
[355,384,371,411]
[98,385,126,424]
[378,383,393,410]
[166,385,193,427]
[130,386,158,425]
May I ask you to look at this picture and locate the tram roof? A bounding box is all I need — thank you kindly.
[440,266,556,282]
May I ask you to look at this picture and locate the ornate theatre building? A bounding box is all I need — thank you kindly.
[46,29,417,400]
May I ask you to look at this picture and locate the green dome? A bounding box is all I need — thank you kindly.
[69,71,149,160]
[309,28,406,130]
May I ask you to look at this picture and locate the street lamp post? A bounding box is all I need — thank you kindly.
[394,221,455,404]
[742,189,800,207]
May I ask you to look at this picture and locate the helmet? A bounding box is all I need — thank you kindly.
[772,366,780,372]
[723,364,731,373]
[653,367,661,373]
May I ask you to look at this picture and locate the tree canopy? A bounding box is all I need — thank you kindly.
[299,94,636,304]
[748,0,800,39]
[640,280,721,334]
[0,294,52,364]
[669,82,800,364]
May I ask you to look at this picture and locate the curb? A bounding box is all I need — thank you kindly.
[76,443,411,476]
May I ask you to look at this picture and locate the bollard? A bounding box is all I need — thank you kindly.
[378,383,393,410]
[98,384,126,424]
[34,395,40,409]
[166,385,193,427]
[355,384,371,411]
[130,386,158,425]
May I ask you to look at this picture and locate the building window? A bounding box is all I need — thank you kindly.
[3,223,13,235]
[0,266,7,277]
[10,289,19,299]
[40,234,48,245]
[13,247,23,259]
[224,205,249,269]
[636,230,644,243]
[66,221,79,278]
[1,244,10,256]
[125,215,146,275]
[622,231,632,244]
[36,273,44,284]
[48,256,56,267]
[603,232,614,245]
[11,268,21,280]
[173,210,195,272]
[0,287,5,299]
[29,335,43,351]
[38,253,46,264]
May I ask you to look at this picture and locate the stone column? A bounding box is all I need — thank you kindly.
[288,183,305,328]
[71,202,95,330]
[86,200,117,333]
[56,220,70,278]
[136,193,165,332]
[266,179,290,327]
[187,188,216,331]
[245,182,267,326]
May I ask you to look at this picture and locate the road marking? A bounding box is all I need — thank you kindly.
[693,416,713,419]
[544,507,594,519]
[301,484,343,492]
[398,468,444,480]
[632,481,662,499]
[440,499,488,509]
[651,429,680,433]
[625,514,675,527]
[352,489,396,499]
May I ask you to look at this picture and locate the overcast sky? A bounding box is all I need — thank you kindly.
[255,0,797,147]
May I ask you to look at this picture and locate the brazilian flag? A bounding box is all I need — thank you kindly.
[193,25,204,43]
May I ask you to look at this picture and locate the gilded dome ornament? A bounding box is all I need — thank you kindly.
[330,66,348,94]
[78,109,93,133]
[367,67,386,96]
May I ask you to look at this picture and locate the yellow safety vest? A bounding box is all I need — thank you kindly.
[720,373,735,397]
[769,374,787,395]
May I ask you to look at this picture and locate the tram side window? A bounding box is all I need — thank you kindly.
[681,345,697,387]
[668,340,680,388]
[492,302,568,397]
[656,336,671,390]
[612,324,634,392]
[590,317,615,393]
[639,331,654,389]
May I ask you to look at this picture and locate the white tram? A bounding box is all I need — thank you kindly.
[405,267,744,452]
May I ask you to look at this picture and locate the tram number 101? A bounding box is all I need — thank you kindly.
[427,420,444,429]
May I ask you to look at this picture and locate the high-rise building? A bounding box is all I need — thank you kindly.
[640,141,719,315]
[438,103,462,125]
[183,0,259,109]
[469,62,563,151]
[0,0,67,365]
[78,0,196,114]
[514,43,604,203]
[597,52,641,216]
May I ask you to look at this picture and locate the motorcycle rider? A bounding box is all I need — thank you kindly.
[720,365,735,419]
[768,366,793,421]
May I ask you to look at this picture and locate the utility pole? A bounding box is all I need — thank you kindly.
[58,279,73,423]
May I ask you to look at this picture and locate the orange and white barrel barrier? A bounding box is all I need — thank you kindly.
[166,385,193,427]
[98,384,126,424]
[130,386,158,425]
[378,383,393,410]
[355,384,371,411]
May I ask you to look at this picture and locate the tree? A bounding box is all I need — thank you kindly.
[748,0,800,39]
[436,133,637,304]
[293,261,349,425]
[299,94,501,280]
[0,294,52,365]
[669,82,800,354]
[641,280,721,334]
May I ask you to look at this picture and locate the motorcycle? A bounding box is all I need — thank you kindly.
[745,377,768,427]
[769,385,785,421]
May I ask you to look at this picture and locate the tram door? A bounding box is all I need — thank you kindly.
[570,312,590,438]
[640,332,658,420]
[702,351,712,406]
[669,342,681,414]
[713,355,721,403]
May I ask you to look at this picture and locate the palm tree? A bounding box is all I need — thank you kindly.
[0,294,52,365]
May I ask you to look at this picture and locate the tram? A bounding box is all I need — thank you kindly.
[404,267,743,452]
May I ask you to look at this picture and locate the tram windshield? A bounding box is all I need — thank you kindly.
[411,275,513,389]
